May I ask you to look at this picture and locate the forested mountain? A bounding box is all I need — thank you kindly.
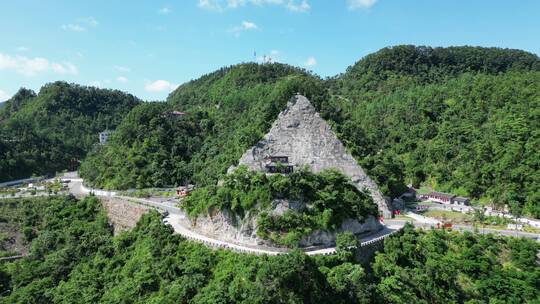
[82,63,326,189]
[333,45,540,93]
[0,82,141,181]
[323,45,540,216]
[79,45,540,218]
[1,196,538,303]
[80,102,207,189]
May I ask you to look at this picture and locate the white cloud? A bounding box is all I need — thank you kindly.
[89,81,102,87]
[0,53,78,76]
[116,76,128,83]
[113,65,131,72]
[304,56,316,67]
[0,89,11,101]
[62,16,98,32]
[347,0,377,10]
[230,21,258,36]
[159,7,171,14]
[16,46,30,52]
[241,21,257,29]
[62,24,86,32]
[198,0,310,12]
[145,80,178,92]
[286,0,309,12]
[198,0,222,10]
[79,16,99,26]
[51,62,77,74]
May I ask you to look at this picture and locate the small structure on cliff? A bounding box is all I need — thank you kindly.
[186,94,391,249]
[230,94,391,218]
[264,155,294,174]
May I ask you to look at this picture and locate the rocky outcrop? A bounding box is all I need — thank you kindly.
[189,208,382,248]
[191,208,261,246]
[187,94,389,248]
[101,197,150,235]
[299,216,381,247]
[230,94,391,218]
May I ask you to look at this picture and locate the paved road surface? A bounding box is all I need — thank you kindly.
[59,173,540,254]
[385,219,540,241]
[61,174,401,255]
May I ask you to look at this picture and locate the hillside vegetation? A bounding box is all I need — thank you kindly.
[323,45,540,216]
[80,102,206,189]
[82,63,325,190]
[0,82,140,181]
[184,166,378,246]
[1,46,538,217]
[0,196,538,303]
[78,45,540,218]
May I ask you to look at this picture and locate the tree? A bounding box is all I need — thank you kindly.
[335,231,358,261]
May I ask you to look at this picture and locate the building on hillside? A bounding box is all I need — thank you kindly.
[423,191,455,204]
[518,218,540,229]
[162,111,186,117]
[99,130,111,144]
[176,185,195,197]
[453,196,470,205]
[264,156,294,174]
[422,191,471,206]
[228,94,392,218]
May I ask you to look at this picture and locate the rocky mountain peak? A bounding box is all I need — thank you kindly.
[233,94,391,218]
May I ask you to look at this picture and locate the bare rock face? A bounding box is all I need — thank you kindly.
[192,209,261,246]
[186,94,390,248]
[299,216,381,247]
[101,197,150,235]
[190,209,382,248]
[230,94,391,218]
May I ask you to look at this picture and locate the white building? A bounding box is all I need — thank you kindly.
[99,131,111,144]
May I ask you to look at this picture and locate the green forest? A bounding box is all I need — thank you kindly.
[1,45,539,218]
[324,46,540,217]
[0,195,538,303]
[0,82,140,182]
[183,166,378,246]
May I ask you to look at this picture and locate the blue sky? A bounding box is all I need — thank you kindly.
[1,0,539,101]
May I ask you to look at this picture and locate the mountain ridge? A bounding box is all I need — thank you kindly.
[2,45,539,217]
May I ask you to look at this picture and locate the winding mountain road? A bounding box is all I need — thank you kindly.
[63,173,402,255]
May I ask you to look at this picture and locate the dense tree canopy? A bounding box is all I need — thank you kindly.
[2,46,539,218]
[1,196,538,303]
[324,46,540,216]
[80,102,206,189]
[78,46,540,219]
[81,63,326,189]
[372,224,540,303]
[183,166,378,246]
[0,82,140,182]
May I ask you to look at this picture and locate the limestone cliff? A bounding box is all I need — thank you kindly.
[230,94,391,218]
[191,207,382,248]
